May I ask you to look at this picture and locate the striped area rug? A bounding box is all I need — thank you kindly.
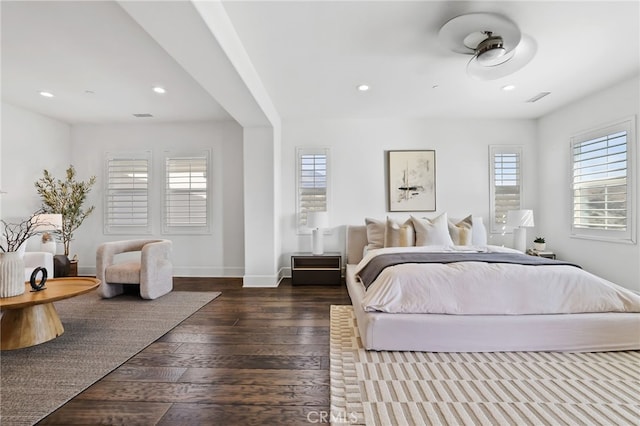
[329,305,640,426]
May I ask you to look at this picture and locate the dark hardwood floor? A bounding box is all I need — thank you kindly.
[39,278,352,425]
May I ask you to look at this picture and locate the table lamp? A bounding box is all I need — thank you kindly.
[307,211,329,255]
[507,209,534,252]
[31,214,63,254]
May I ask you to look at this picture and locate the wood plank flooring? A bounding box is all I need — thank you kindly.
[39,278,352,425]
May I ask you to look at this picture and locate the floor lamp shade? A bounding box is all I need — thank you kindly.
[307,212,329,255]
[31,214,63,232]
[507,209,534,252]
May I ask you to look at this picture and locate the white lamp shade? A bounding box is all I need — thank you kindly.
[506,209,534,228]
[31,214,63,232]
[307,211,329,229]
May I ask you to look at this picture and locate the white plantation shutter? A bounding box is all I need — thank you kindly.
[296,147,330,233]
[163,151,210,234]
[490,146,522,234]
[104,152,151,234]
[571,119,635,242]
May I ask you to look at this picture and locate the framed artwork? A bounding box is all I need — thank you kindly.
[387,150,436,212]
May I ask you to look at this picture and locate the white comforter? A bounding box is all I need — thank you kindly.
[355,245,640,315]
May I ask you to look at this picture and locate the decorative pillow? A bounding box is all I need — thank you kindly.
[450,215,488,246]
[364,217,385,250]
[411,213,454,246]
[384,217,415,247]
[448,215,473,245]
[471,216,488,246]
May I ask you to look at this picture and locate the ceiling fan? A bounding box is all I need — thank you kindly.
[438,12,536,80]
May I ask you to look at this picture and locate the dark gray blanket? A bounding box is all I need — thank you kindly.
[357,252,582,290]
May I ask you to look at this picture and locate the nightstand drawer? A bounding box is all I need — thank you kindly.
[291,253,342,286]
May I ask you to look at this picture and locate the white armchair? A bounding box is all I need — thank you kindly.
[96,239,173,300]
[24,251,54,282]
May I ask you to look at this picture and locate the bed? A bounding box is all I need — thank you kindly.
[345,220,640,352]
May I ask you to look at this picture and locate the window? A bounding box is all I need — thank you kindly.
[163,150,210,234]
[571,118,635,243]
[104,152,151,234]
[296,147,330,233]
[489,146,522,234]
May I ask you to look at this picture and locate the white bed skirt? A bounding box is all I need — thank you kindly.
[346,264,640,352]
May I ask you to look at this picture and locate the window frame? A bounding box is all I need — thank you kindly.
[570,117,636,244]
[162,149,211,235]
[103,151,152,235]
[489,145,523,235]
[296,147,331,235]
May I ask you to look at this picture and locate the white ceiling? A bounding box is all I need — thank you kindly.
[2,1,639,124]
[1,1,232,124]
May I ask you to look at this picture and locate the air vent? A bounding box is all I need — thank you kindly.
[526,92,551,103]
[133,113,154,118]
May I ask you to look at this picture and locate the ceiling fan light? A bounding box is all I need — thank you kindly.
[477,47,506,64]
[475,35,507,66]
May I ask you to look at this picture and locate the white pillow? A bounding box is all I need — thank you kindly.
[364,218,385,250]
[448,215,473,245]
[411,213,454,246]
[471,216,488,246]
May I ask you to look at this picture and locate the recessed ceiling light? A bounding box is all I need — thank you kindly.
[39,91,54,98]
[502,84,516,91]
[152,86,166,94]
[432,84,440,89]
[357,84,370,92]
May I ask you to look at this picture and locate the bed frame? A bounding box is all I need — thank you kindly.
[346,225,640,352]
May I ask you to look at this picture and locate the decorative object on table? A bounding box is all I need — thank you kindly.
[307,211,329,255]
[507,209,535,252]
[34,165,96,257]
[387,150,436,212]
[1,211,45,298]
[29,266,48,291]
[533,236,546,251]
[0,252,25,298]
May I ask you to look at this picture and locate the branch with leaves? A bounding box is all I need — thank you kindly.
[35,166,96,256]
[1,209,45,252]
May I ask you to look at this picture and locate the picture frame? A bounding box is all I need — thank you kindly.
[387,150,436,212]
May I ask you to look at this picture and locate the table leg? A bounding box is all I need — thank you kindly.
[0,303,64,350]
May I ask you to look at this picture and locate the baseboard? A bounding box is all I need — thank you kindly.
[79,266,244,278]
[242,273,283,287]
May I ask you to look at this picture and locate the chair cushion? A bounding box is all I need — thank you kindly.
[105,262,141,284]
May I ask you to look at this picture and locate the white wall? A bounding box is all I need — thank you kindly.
[279,118,538,270]
[537,76,640,291]
[70,121,245,277]
[0,102,71,248]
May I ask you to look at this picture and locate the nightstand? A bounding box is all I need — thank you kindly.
[526,248,556,259]
[291,253,342,286]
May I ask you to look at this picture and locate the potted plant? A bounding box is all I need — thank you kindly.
[34,166,96,257]
[533,236,546,251]
[0,211,44,297]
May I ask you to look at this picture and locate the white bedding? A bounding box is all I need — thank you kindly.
[355,245,640,315]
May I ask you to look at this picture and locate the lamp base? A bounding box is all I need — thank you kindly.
[513,227,527,252]
[312,229,324,255]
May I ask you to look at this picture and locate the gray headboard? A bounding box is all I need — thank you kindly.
[346,225,367,265]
